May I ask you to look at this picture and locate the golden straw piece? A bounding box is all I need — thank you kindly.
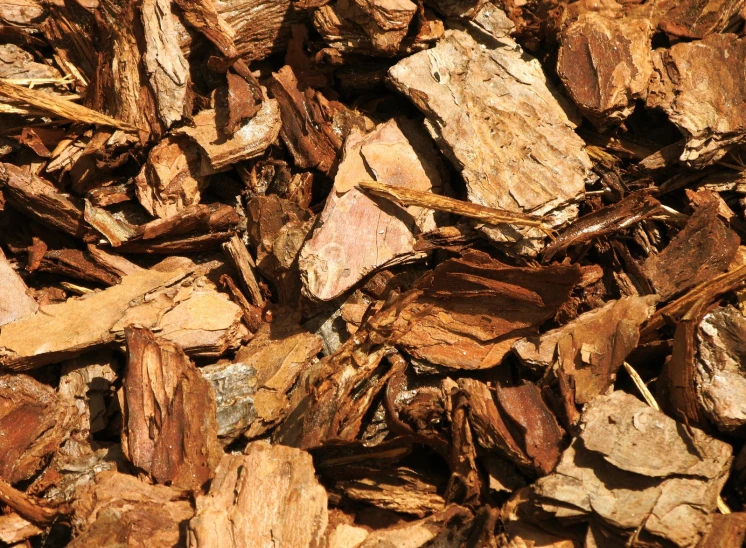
[356,180,554,238]
[0,79,139,132]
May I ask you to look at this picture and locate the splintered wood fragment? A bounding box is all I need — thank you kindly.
[357,179,553,236]
[641,263,746,338]
[0,257,247,370]
[121,327,222,490]
[622,362,660,411]
[222,234,264,307]
[0,477,66,526]
[0,79,138,131]
[542,191,662,262]
[188,442,328,548]
[0,163,93,240]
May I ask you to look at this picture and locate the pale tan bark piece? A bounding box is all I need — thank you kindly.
[176,96,281,170]
[70,471,194,547]
[0,257,247,370]
[188,441,328,548]
[0,248,37,327]
[121,327,222,490]
[513,295,658,404]
[388,29,591,253]
[647,33,746,167]
[299,118,443,301]
[529,392,733,547]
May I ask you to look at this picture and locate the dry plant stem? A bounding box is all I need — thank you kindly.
[0,477,67,525]
[622,361,731,515]
[0,80,138,132]
[356,180,555,237]
[641,264,746,338]
[622,362,659,411]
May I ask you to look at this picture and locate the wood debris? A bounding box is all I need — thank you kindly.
[299,118,444,301]
[188,442,328,547]
[388,29,592,253]
[0,2,745,546]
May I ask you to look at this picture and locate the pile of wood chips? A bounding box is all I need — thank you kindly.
[2,0,746,546]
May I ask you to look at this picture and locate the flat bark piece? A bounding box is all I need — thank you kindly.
[642,194,740,300]
[647,33,746,167]
[700,513,746,548]
[121,327,221,490]
[299,118,443,301]
[542,191,662,262]
[654,0,745,39]
[188,442,328,548]
[337,0,417,55]
[0,374,78,484]
[141,0,189,128]
[557,13,653,130]
[0,257,246,370]
[0,163,93,240]
[339,467,446,517]
[233,322,322,438]
[0,43,62,80]
[70,471,193,547]
[694,306,746,433]
[0,0,44,26]
[531,392,733,547]
[225,72,260,134]
[134,136,206,218]
[495,384,564,476]
[513,295,658,404]
[0,247,37,326]
[216,0,305,62]
[370,250,582,370]
[388,29,591,251]
[0,258,192,370]
[0,513,42,545]
[200,362,257,440]
[175,96,281,170]
[356,505,475,548]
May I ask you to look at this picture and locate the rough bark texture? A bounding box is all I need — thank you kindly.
[188,442,328,548]
[299,118,444,301]
[389,29,592,253]
[121,327,222,490]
